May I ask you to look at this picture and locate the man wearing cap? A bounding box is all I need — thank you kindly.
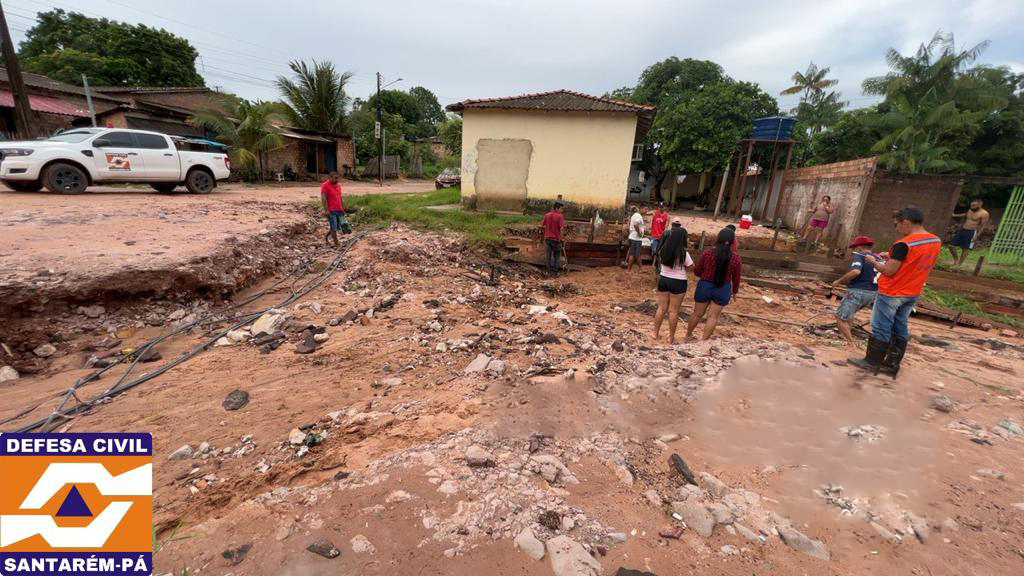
[650,203,669,272]
[849,207,941,377]
[540,201,565,277]
[831,235,878,343]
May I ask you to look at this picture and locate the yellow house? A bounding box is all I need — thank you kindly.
[447,90,655,219]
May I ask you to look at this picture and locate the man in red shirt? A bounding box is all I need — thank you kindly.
[540,201,565,277]
[650,203,669,272]
[320,172,347,248]
[848,206,941,377]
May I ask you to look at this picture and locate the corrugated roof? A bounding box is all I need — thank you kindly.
[447,89,655,114]
[0,89,90,117]
[0,67,126,103]
[91,86,211,94]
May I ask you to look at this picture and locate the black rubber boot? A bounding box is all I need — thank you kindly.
[879,338,908,378]
[848,337,889,371]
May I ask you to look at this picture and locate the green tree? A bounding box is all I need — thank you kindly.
[348,100,410,165]
[438,116,462,156]
[408,86,445,137]
[18,9,203,87]
[795,90,846,136]
[781,62,839,102]
[803,108,882,166]
[862,31,1007,172]
[191,96,286,179]
[276,60,354,134]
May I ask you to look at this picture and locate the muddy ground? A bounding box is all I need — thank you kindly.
[0,186,1022,576]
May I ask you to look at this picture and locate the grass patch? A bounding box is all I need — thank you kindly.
[922,286,1022,329]
[935,247,1024,284]
[312,188,538,249]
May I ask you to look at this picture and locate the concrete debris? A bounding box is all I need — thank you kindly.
[465,445,495,467]
[975,468,1004,480]
[288,428,306,445]
[33,343,56,358]
[720,544,739,556]
[214,336,233,347]
[464,353,492,374]
[906,511,930,544]
[514,527,545,561]
[226,329,251,343]
[385,490,412,503]
[251,309,288,336]
[349,534,376,555]
[997,419,1023,437]
[168,444,193,460]
[658,525,684,539]
[840,425,887,442]
[546,535,602,576]
[0,365,19,382]
[76,305,105,318]
[672,501,714,537]
[930,394,956,413]
[529,454,578,485]
[700,472,730,499]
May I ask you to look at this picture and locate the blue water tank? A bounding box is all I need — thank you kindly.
[752,116,796,141]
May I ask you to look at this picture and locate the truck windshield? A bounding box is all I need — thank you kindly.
[46,130,103,143]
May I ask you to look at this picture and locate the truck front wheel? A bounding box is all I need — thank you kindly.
[43,163,88,194]
[2,179,43,192]
[151,182,178,193]
[185,169,214,194]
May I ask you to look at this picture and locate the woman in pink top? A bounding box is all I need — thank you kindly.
[653,218,694,344]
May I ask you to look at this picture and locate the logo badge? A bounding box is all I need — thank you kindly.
[0,433,152,575]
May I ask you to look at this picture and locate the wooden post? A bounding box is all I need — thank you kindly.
[727,144,746,217]
[713,161,731,221]
[771,218,780,251]
[698,231,706,252]
[973,256,985,276]
[770,142,795,221]
[734,139,754,217]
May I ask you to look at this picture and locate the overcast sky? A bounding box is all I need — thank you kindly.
[5,0,1023,112]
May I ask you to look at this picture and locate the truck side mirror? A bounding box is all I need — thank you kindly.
[93,138,111,148]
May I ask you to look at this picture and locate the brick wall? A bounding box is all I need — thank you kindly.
[337,138,354,173]
[37,112,75,135]
[264,141,306,177]
[777,157,877,247]
[858,172,963,250]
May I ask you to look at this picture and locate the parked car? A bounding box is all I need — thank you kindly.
[435,167,461,189]
[0,128,231,194]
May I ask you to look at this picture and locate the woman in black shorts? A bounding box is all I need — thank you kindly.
[653,219,694,344]
[685,228,742,340]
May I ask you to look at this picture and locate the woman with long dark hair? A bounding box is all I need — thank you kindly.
[685,228,742,340]
[653,218,694,343]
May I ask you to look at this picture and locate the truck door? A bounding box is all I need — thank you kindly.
[91,131,146,181]
[135,132,180,180]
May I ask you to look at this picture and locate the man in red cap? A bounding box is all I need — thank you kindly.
[831,235,878,343]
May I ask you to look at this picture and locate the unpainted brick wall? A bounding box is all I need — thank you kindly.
[858,172,963,250]
[777,157,877,247]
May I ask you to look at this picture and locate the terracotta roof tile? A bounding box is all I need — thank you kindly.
[447,89,655,114]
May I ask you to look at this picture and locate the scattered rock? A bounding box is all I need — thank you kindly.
[611,340,625,352]
[33,343,56,358]
[0,366,19,383]
[870,521,898,541]
[614,570,655,576]
[222,389,250,411]
[776,524,830,560]
[313,332,329,343]
[734,523,762,543]
[514,527,545,561]
[221,543,252,566]
[608,532,627,544]
[288,428,306,445]
[905,512,930,544]
[719,545,739,556]
[997,419,1023,437]
[295,331,318,354]
[486,359,506,376]
[530,454,577,484]
[137,347,161,362]
[669,453,697,486]
[350,534,376,555]
[706,502,734,525]
[214,336,234,347]
[464,353,492,374]
[251,309,288,336]
[385,490,412,503]
[167,445,193,461]
[465,445,495,467]
[546,535,602,576]
[658,525,684,539]
[197,441,210,455]
[658,433,680,443]
[539,510,561,531]
[941,517,958,531]
[644,489,662,507]
[672,501,714,537]
[976,468,1004,480]
[929,394,955,413]
[226,329,250,343]
[306,539,340,559]
[1000,328,1018,338]
[700,472,730,498]
[76,305,105,318]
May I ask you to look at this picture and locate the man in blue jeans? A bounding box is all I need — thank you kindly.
[540,201,565,277]
[848,207,941,377]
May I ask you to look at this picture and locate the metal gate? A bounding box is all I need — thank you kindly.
[990,185,1024,259]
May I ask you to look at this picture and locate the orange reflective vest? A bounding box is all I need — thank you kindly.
[878,232,941,297]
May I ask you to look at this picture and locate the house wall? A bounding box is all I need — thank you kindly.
[460,109,638,218]
[263,137,355,179]
[859,172,963,250]
[777,157,878,248]
[337,137,354,172]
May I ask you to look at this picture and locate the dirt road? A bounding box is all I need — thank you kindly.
[0,222,1021,576]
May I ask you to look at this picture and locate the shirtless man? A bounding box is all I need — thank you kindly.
[947,199,990,267]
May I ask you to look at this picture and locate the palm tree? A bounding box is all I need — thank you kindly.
[276,60,354,134]
[191,94,287,180]
[797,91,847,135]
[862,31,989,100]
[781,62,839,102]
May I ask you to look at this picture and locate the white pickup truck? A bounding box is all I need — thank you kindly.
[0,127,231,194]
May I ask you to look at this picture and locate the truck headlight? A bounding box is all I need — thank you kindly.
[2,148,34,156]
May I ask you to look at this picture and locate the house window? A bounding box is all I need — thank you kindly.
[632,144,643,161]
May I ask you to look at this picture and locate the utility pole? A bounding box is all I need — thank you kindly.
[376,72,383,187]
[0,0,36,139]
[81,74,96,127]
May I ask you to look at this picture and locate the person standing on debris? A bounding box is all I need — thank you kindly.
[685,228,742,340]
[947,199,990,268]
[541,201,566,277]
[831,235,878,343]
[849,207,941,377]
[650,203,669,272]
[625,205,646,272]
[802,195,833,244]
[653,218,694,344]
[320,171,347,248]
